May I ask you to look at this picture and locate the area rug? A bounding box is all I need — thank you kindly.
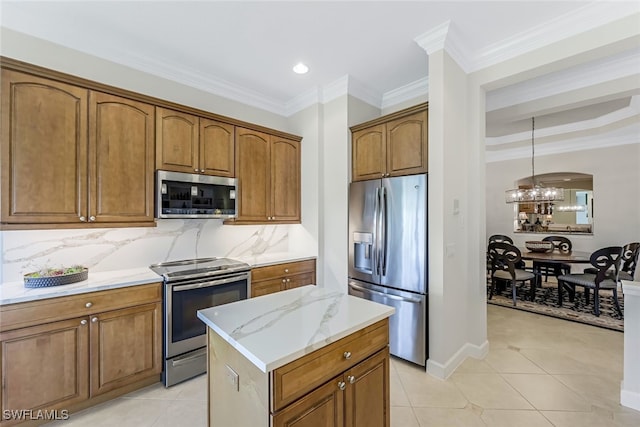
[487,278,624,332]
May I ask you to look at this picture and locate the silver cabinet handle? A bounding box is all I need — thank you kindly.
[348,282,423,304]
[284,269,289,273]
[79,216,86,222]
[343,351,352,360]
[282,279,286,283]
[91,317,98,323]
[337,381,346,391]
[347,375,356,384]
[89,215,96,222]
[194,168,200,172]
[80,319,87,326]
[286,278,290,283]
[85,302,93,308]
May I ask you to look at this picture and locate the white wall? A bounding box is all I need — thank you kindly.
[486,143,640,278]
[426,49,488,379]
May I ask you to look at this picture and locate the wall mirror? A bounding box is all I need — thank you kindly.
[513,172,593,234]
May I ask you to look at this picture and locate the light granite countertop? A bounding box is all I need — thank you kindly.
[197,285,394,373]
[0,254,317,306]
[0,268,162,306]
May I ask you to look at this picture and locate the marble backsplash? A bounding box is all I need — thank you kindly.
[0,220,315,283]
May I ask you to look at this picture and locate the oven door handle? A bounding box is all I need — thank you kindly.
[172,273,249,292]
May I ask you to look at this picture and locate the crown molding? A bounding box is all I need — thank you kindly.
[381,77,429,110]
[414,20,472,73]
[472,2,640,72]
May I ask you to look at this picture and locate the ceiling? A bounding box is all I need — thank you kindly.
[1,1,639,160]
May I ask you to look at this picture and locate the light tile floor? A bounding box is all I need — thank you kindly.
[47,305,640,426]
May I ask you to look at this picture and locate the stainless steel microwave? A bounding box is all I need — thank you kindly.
[156,170,237,219]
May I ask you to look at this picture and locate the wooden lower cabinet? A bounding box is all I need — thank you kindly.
[250,259,316,298]
[0,318,89,425]
[272,348,389,427]
[0,283,162,426]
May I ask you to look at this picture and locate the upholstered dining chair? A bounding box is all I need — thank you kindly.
[583,242,639,282]
[539,235,573,282]
[487,242,537,306]
[557,246,623,317]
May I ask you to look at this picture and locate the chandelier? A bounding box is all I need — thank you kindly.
[505,117,565,204]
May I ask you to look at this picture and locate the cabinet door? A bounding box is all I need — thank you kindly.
[1,70,88,225]
[0,318,89,421]
[284,272,316,290]
[89,92,155,224]
[344,348,390,427]
[89,302,162,396]
[235,127,271,222]
[386,110,428,177]
[200,118,235,177]
[251,278,284,298]
[272,375,344,427]
[155,107,199,173]
[271,137,301,222]
[352,125,386,181]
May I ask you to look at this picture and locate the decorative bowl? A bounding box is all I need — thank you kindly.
[24,267,88,288]
[525,241,554,253]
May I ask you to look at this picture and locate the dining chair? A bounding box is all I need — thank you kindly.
[583,242,639,282]
[487,242,537,306]
[538,236,572,282]
[488,234,513,244]
[557,246,623,317]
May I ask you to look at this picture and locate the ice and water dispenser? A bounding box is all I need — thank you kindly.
[353,232,373,274]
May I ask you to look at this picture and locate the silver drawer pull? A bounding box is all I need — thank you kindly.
[80,320,87,326]
[91,317,98,323]
[347,375,356,384]
[337,381,346,391]
[343,351,352,360]
[85,302,93,308]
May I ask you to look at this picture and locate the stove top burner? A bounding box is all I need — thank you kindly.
[149,257,250,281]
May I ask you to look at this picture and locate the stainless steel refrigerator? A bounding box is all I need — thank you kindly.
[348,174,428,366]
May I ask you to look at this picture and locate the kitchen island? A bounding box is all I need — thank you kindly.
[197,285,394,427]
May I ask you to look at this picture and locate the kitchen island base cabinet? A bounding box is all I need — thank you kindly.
[206,318,390,427]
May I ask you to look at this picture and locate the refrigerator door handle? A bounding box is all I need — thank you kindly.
[381,185,388,276]
[349,282,422,304]
[373,186,380,276]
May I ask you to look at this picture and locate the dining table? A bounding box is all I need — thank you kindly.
[519,248,592,291]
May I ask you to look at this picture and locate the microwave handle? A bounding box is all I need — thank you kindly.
[172,273,249,292]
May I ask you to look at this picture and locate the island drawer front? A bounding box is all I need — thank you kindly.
[251,259,315,282]
[0,282,162,332]
[271,318,388,412]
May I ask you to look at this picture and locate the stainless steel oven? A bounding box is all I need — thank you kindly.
[150,258,250,386]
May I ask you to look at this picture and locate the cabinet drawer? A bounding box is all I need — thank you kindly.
[0,282,162,332]
[271,318,388,411]
[252,259,315,282]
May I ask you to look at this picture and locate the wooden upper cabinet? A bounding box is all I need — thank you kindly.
[386,110,428,177]
[351,104,428,182]
[232,128,301,224]
[0,70,155,228]
[156,108,235,177]
[155,107,199,173]
[200,118,235,177]
[271,137,301,222]
[352,125,386,181]
[235,127,271,221]
[1,69,88,225]
[90,92,155,224]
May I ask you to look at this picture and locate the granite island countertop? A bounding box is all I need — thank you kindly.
[196,285,394,372]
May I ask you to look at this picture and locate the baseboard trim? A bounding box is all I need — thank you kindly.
[426,339,489,379]
[621,385,640,411]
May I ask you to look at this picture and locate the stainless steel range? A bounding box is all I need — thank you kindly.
[150,257,251,386]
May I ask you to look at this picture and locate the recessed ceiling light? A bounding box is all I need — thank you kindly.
[292,62,309,74]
